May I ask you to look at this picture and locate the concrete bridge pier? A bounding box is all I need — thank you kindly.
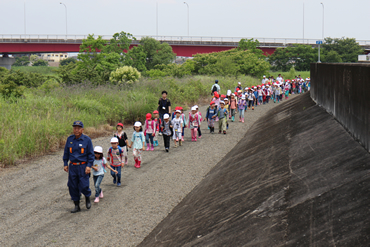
[0,56,15,70]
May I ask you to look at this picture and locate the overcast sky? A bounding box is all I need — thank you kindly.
[1,0,369,41]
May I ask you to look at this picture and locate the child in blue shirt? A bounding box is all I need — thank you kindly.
[205,101,218,133]
[92,146,117,203]
[128,122,145,169]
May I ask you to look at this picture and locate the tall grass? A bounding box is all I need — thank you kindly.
[267,70,310,80]
[0,74,277,165]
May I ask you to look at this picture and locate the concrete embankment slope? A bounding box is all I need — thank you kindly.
[139,92,370,247]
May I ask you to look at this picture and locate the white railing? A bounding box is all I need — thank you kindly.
[1,34,370,46]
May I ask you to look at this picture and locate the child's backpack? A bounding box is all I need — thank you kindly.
[108,146,123,166]
[133,132,144,143]
[161,120,173,136]
[154,118,162,131]
[211,84,218,95]
[144,119,156,136]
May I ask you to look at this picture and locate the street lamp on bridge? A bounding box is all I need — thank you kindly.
[60,2,68,37]
[320,2,324,40]
[184,2,189,36]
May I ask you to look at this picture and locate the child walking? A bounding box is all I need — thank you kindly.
[218,101,228,134]
[195,105,203,138]
[107,137,124,186]
[144,113,156,151]
[114,123,128,165]
[129,122,146,168]
[247,89,255,110]
[205,101,218,133]
[179,107,187,141]
[152,110,161,146]
[229,94,237,122]
[171,109,184,147]
[92,146,117,203]
[161,114,172,152]
[189,106,200,141]
[238,94,247,123]
[223,98,230,130]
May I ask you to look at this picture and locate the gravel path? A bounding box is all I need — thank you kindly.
[0,96,296,247]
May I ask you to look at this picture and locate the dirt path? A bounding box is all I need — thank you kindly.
[0,96,296,246]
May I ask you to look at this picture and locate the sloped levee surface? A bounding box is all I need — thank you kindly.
[139,92,370,247]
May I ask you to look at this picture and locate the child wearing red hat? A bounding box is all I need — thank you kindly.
[152,110,161,146]
[114,123,128,165]
[229,94,237,122]
[205,101,217,133]
[144,113,156,151]
[212,92,220,109]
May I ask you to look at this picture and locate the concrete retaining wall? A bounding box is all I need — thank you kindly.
[310,63,370,152]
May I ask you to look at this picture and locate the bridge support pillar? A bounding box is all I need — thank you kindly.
[0,56,15,70]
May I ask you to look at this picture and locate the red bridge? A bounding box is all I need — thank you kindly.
[1,34,370,57]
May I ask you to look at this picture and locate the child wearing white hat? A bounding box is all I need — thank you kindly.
[161,114,172,152]
[128,122,145,168]
[238,95,247,123]
[92,146,117,202]
[188,106,201,141]
[107,137,124,186]
[171,110,184,147]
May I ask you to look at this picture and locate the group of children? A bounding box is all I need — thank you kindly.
[89,77,307,204]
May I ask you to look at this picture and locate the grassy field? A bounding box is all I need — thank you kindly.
[0,70,310,166]
[268,70,310,80]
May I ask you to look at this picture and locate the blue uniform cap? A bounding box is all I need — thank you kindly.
[72,121,84,128]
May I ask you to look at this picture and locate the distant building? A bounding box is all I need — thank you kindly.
[41,53,68,62]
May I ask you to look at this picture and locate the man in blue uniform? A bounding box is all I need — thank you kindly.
[63,121,94,213]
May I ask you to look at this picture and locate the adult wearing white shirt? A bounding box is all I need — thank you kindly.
[261,75,267,84]
[276,74,283,83]
[211,80,221,95]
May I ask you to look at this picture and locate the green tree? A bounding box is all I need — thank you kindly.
[192,48,269,77]
[268,44,317,71]
[238,38,263,57]
[322,37,363,62]
[139,37,176,70]
[32,59,48,66]
[76,34,112,82]
[60,57,77,66]
[323,50,343,63]
[126,45,147,72]
[13,56,30,66]
[30,54,39,63]
[104,31,135,56]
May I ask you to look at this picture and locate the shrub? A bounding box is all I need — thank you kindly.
[109,66,141,84]
[13,56,30,66]
[32,59,48,66]
[2,70,46,88]
[39,79,60,93]
[0,81,25,98]
[60,57,77,66]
